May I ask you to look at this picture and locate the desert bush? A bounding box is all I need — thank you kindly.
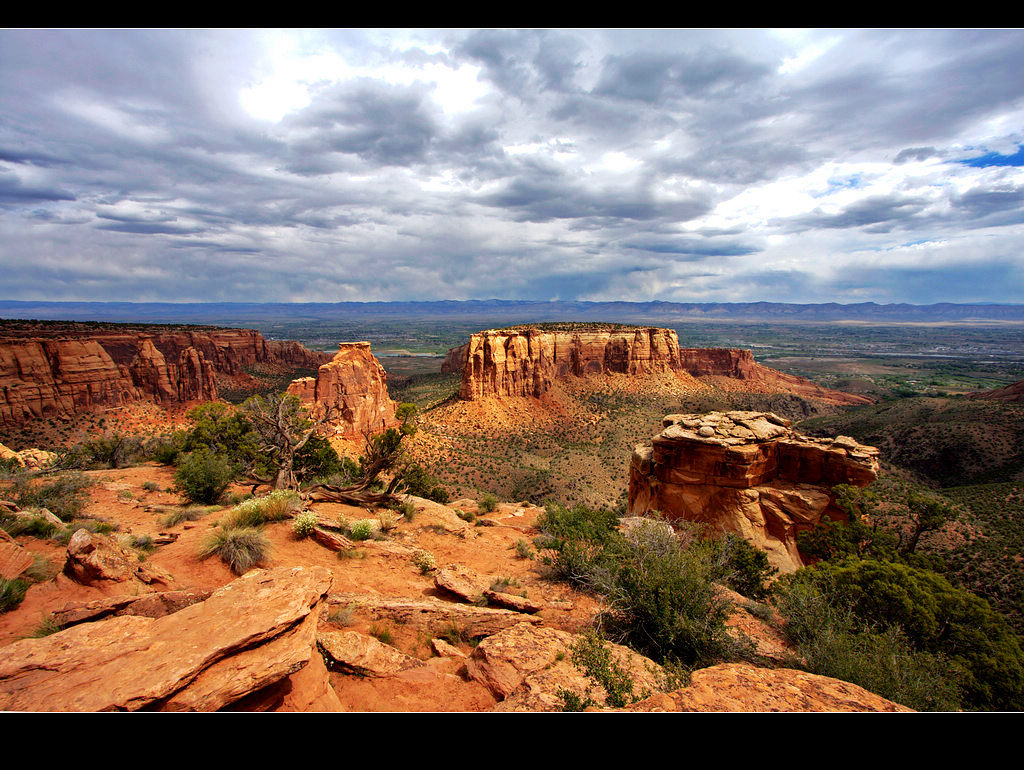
[478,492,498,514]
[700,533,779,601]
[225,489,300,529]
[146,431,187,465]
[174,448,235,505]
[348,520,377,541]
[514,538,534,559]
[198,527,270,575]
[594,518,737,668]
[12,471,92,521]
[399,463,449,503]
[292,511,318,538]
[567,629,644,708]
[772,569,963,711]
[411,550,436,575]
[1,512,59,539]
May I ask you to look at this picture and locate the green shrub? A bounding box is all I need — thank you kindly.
[198,527,270,575]
[568,629,643,708]
[174,448,235,505]
[292,511,318,538]
[775,559,1024,711]
[478,493,498,514]
[594,518,736,668]
[1,512,59,539]
[0,578,30,614]
[348,520,377,541]
[700,533,779,601]
[772,570,963,711]
[514,538,534,559]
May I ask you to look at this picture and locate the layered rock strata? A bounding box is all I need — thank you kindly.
[450,327,869,405]
[627,411,879,573]
[0,327,330,426]
[286,342,398,438]
[457,327,682,400]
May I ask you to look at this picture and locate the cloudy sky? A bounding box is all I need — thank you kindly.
[2,28,1023,305]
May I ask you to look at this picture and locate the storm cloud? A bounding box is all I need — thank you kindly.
[1,28,1023,304]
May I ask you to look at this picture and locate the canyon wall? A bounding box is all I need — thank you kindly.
[0,327,330,427]
[452,327,870,406]
[628,411,879,573]
[287,342,398,438]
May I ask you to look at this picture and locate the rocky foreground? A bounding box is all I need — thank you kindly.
[0,464,907,712]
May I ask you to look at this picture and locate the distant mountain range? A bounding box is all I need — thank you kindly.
[2,299,1024,325]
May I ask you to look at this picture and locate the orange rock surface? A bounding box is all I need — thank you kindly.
[287,342,399,438]
[628,411,880,573]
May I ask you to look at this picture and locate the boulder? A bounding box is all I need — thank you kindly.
[317,630,424,677]
[63,529,171,586]
[628,411,880,573]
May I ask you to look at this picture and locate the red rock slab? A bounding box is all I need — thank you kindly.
[0,566,333,712]
[0,542,33,580]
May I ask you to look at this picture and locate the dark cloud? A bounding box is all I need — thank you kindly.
[785,195,930,233]
[0,29,1022,304]
[593,50,770,103]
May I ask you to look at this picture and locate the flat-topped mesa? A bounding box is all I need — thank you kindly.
[628,410,880,574]
[458,327,682,400]
[286,342,399,439]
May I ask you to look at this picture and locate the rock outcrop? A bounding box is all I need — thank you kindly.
[450,326,869,405]
[627,411,879,573]
[286,342,398,438]
[678,348,871,406]
[0,326,329,426]
[626,664,911,712]
[0,566,338,712]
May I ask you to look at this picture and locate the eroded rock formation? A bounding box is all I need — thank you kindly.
[286,342,398,438]
[0,326,329,426]
[627,411,879,573]
[450,327,870,405]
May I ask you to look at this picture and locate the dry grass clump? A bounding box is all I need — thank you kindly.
[198,527,271,575]
[223,489,299,528]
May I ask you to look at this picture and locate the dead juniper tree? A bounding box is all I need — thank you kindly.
[240,393,337,491]
[304,426,410,506]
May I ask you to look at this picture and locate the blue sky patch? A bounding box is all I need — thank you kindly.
[960,145,1024,167]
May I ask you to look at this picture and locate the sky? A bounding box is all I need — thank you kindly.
[1,28,1023,306]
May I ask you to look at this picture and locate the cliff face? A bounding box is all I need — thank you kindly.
[286,342,398,438]
[458,328,682,400]
[628,411,879,573]
[0,327,328,427]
